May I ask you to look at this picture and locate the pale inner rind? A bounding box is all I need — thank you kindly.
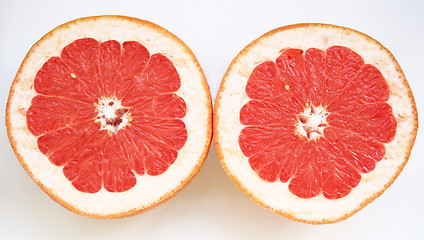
[215,25,416,222]
[8,17,210,216]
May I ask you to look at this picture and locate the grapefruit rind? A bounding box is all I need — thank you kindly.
[6,16,212,218]
[214,23,418,224]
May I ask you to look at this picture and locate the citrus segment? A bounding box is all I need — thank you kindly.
[131,117,187,150]
[327,103,396,143]
[321,46,364,107]
[239,125,293,158]
[240,100,297,126]
[214,23,418,224]
[27,95,97,136]
[288,140,322,199]
[122,53,181,106]
[118,41,150,99]
[121,125,179,176]
[99,40,123,96]
[277,136,305,183]
[101,134,137,192]
[7,16,212,218]
[60,38,102,100]
[120,41,150,78]
[62,129,105,193]
[324,126,385,173]
[245,61,303,114]
[37,122,99,166]
[275,48,309,105]
[327,64,390,112]
[304,48,326,106]
[246,133,301,183]
[319,137,361,199]
[131,93,186,119]
[34,56,97,103]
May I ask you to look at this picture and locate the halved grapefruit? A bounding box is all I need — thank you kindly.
[214,23,418,224]
[6,16,212,218]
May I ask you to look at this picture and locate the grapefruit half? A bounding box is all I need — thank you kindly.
[214,23,418,224]
[6,15,212,218]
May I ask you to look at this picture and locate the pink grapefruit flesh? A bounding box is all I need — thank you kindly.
[27,38,187,193]
[239,46,396,200]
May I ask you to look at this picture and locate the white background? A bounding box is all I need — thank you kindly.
[1,0,423,239]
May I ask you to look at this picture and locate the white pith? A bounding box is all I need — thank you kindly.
[95,97,131,134]
[295,105,328,140]
[215,24,417,223]
[7,16,211,217]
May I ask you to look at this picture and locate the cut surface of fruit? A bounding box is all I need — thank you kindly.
[214,23,418,224]
[6,16,212,218]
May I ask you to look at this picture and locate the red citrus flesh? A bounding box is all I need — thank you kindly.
[26,38,188,193]
[239,46,397,199]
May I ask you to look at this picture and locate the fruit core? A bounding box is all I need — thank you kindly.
[95,97,131,134]
[296,104,329,140]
